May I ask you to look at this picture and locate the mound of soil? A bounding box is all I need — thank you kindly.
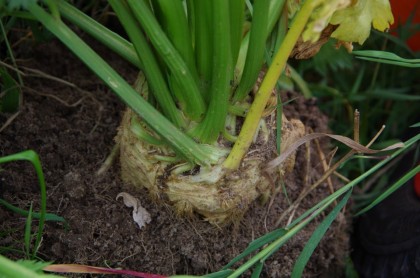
[1,39,349,277]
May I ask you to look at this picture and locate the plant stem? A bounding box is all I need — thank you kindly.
[233,0,269,102]
[193,0,213,101]
[223,0,316,170]
[27,2,213,166]
[57,0,141,69]
[109,0,185,128]
[126,0,206,121]
[153,0,199,115]
[191,0,233,143]
[229,0,246,68]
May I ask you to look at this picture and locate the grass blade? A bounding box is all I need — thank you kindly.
[24,204,33,258]
[289,134,419,229]
[222,228,287,270]
[251,261,264,278]
[355,164,420,216]
[0,199,66,224]
[0,67,21,113]
[0,255,60,278]
[291,190,352,278]
[44,264,167,277]
[0,150,46,259]
[204,269,234,278]
[353,50,420,68]
[228,193,340,278]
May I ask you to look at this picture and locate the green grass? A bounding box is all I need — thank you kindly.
[0,151,66,260]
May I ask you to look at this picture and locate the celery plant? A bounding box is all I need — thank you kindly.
[1,0,395,224]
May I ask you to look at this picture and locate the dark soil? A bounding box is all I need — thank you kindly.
[1,39,349,277]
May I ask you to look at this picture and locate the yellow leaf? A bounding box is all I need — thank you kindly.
[329,0,394,44]
[302,0,351,42]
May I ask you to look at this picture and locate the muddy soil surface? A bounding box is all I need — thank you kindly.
[1,39,349,277]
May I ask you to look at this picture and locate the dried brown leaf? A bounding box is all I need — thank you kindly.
[266,132,404,171]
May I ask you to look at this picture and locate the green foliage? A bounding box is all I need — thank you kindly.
[0,151,48,259]
[0,17,22,113]
[0,199,66,224]
[2,0,37,11]
[14,259,51,274]
[0,67,21,113]
[291,190,351,277]
[353,50,420,67]
[297,23,419,184]
[0,255,61,278]
[355,158,420,216]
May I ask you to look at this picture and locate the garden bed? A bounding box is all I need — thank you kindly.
[1,39,349,277]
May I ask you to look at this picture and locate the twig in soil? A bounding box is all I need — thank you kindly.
[333,169,350,183]
[1,60,104,111]
[0,60,25,79]
[25,86,87,107]
[96,143,120,176]
[354,109,360,144]
[270,123,392,226]
[356,151,403,194]
[20,66,78,88]
[0,111,20,133]
[275,147,353,226]
[314,138,336,197]
[24,84,104,135]
[304,137,311,188]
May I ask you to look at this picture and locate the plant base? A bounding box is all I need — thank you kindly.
[117,108,305,225]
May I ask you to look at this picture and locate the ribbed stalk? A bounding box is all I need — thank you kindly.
[233,0,270,102]
[109,0,184,128]
[152,0,199,114]
[190,0,233,143]
[126,0,206,121]
[193,1,213,102]
[57,0,141,69]
[229,0,246,68]
[153,0,197,80]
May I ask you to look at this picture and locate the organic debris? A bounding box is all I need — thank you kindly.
[116,192,151,229]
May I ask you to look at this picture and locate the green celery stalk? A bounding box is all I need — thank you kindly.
[152,0,199,118]
[229,0,246,68]
[153,0,197,79]
[190,0,233,143]
[57,0,141,69]
[126,0,206,121]
[109,0,184,128]
[193,0,213,101]
[26,2,212,166]
[233,0,270,102]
